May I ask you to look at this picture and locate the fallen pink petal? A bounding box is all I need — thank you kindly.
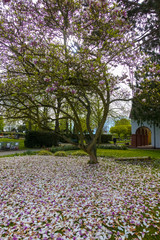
[0,156,159,239]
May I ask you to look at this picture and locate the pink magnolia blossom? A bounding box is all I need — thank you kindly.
[32,58,38,65]
[49,87,53,91]
[41,58,46,63]
[99,80,105,85]
[45,87,50,93]
[71,89,77,94]
[2,0,11,3]
[29,41,38,47]
[44,77,51,82]
[54,81,59,86]
[150,67,156,72]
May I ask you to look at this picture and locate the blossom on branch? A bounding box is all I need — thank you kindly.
[2,0,11,3]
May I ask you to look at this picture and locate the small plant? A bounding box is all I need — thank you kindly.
[0,150,37,158]
[54,151,67,157]
[97,145,128,150]
[152,159,160,169]
[22,150,36,155]
[71,150,88,156]
[37,150,53,156]
[50,145,79,153]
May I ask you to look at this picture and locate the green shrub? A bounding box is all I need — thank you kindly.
[24,131,58,148]
[22,150,36,155]
[58,134,79,143]
[71,150,88,156]
[0,132,25,138]
[54,151,67,157]
[58,133,112,144]
[84,134,112,144]
[1,150,36,158]
[50,145,79,153]
[97,145,128,150]
[37,150,53,156]
[101,134,112,143]
[152,159,160,169]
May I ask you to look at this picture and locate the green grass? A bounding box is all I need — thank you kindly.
[0,150,38,158]
[66,148,160,169]
[0,138,25,149]
[97,148,160,159]
[1,138,160,164]
[66,148,160,160]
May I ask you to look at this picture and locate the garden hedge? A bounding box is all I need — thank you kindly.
[24,131,58,148]
[59,134,112,144]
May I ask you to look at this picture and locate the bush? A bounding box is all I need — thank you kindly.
[37,150,53,156]
[101,134,112,143]
[58,133,112,144]
[50,145,79,153]
[84,134,112,144]
[152,159,160,169]
[0,132,25,138]
[71,150,88,156]
[6,150,36,157]
[22,150,36,155]
[54,151,67,157]
[24,131,58,148]
[97,145,128,150]
[58,134,79,143]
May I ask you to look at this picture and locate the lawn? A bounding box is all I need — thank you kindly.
[0,155,159,239]
[97,149,160,159]
[0,138,25,149]
[67,148,160,160]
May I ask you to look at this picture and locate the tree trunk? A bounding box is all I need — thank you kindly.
[98,131,102,145]
[87,144,98,164]
[28,120,32,131]
[54,119,59,146]
[66,119,69,134]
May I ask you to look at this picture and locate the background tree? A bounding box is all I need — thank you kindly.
[118,0,160,124]
[17,124,27,133]
[0,0,138,163]
[110,118,131,139]
[131,59,160,125]
[115,118,131,126]
[0,116,4,131]
[118,0,160,61]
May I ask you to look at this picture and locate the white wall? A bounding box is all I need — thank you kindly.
[154,125,160,148]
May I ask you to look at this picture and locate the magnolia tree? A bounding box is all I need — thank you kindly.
[0,0,139,163]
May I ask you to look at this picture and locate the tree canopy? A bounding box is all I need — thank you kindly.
[131,59,160,125]
[0,116,4,131]
[118,0,160,61]
[110,118,131,139]
[119,0,160,124]
[115,118,131,126]
[0,0,139,163]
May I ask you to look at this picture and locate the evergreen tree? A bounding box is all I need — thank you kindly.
[119,0,160,61]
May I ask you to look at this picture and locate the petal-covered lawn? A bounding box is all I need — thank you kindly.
[0,156,159,240]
